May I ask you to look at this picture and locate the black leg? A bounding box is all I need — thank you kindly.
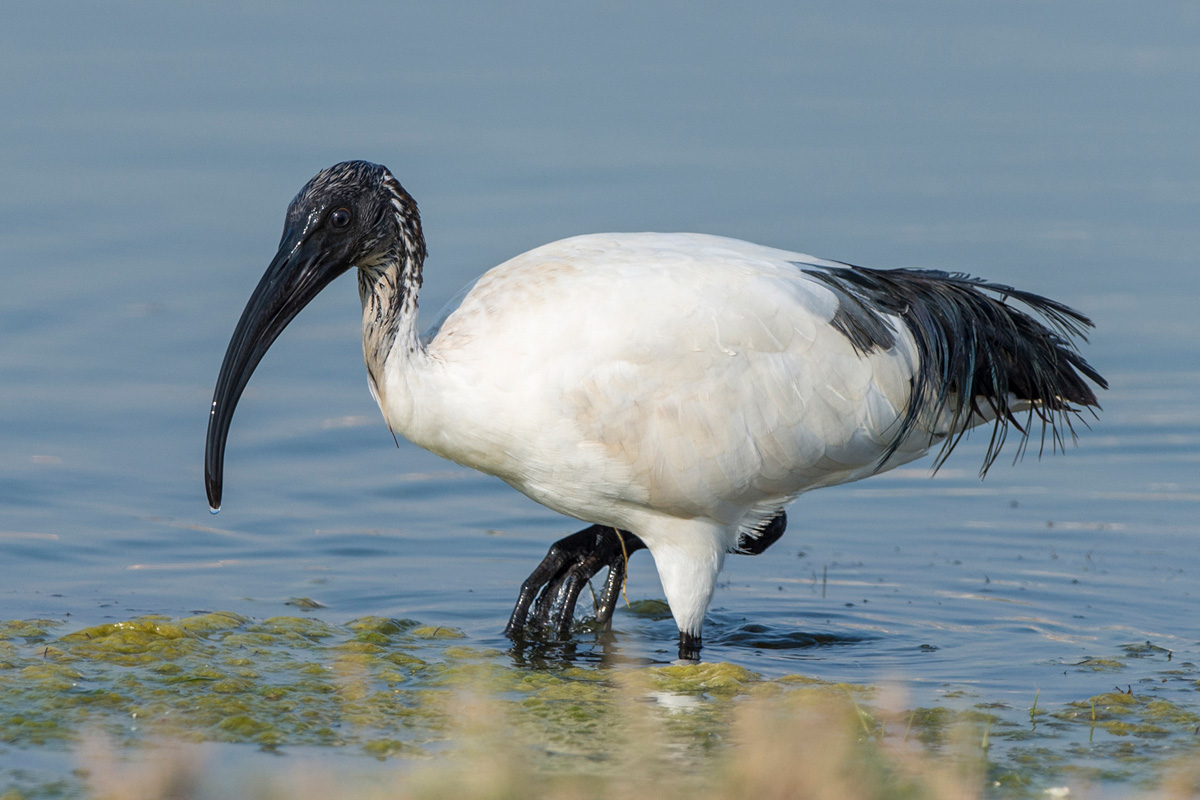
[529,555,592,637]
[678,630,702,661]
[592,538,637,627]
[729,510,787,555]
[507,511,787,651]
[505,527,595,638]
[506,525,646,641]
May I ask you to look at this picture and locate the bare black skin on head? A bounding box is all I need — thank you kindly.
[205,161,423,511]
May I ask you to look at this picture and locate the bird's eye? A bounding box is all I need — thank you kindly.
[329,208,352,229]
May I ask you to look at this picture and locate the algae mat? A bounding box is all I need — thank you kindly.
[1,613,1198,798]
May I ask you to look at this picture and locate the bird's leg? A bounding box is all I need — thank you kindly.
[529,555,595,638]
[536,528,648,635]
[678,631,702,662]
[505,525,645,641]
[660,511,787,661]
[529,526,646,636]
[505,527,597,638]
[507,512,784,650]
[592,531,645,626]
[729,510,787,555]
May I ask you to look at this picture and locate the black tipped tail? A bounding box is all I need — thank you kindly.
[806,265,1107,475]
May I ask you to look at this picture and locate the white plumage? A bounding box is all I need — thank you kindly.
[389,233,934,635]
[206,161,1104,660]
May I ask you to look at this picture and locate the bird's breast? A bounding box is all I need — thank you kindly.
[377,236,925,525]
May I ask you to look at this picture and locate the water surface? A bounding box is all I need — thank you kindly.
[1,2,1198,795]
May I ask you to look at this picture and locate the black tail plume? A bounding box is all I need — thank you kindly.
[805,265,1108,476]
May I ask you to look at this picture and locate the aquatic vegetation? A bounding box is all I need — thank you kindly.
[0,614,1198,799]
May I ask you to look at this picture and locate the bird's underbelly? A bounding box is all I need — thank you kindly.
[397,384,945,535]
[418,399,932,533]
[389,315,951,530]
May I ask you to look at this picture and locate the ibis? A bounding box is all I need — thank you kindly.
[205,160,1106,661]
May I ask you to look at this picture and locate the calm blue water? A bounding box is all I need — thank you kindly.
[1,1,1198,793]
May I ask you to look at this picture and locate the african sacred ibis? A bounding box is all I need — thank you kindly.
[205,161,1106,661]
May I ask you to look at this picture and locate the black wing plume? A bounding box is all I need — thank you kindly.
[803,264,1107,476]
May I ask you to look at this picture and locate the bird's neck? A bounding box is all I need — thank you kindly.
[356,208,427,411]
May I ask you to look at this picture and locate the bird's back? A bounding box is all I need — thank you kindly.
[403,233,939,529]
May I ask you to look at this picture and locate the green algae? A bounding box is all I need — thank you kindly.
[648,662,759,698]
[1,613,1198,799]
[346,616,420,635]
[0,621,60,643]
[1121,641,1173,659]
[623,598,673,619]
[1073,657,1126,672]
[409,625,466,639]
[1054,691,1200,737]
[284,597,327,609]
[178,611,248,636]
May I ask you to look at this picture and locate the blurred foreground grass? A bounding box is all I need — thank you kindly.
[1,613,1198,799]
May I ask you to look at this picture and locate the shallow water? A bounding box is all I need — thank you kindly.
[2,2,1198,796]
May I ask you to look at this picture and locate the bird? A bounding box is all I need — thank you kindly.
[205,160,1106,662]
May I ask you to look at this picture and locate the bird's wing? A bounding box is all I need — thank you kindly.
[427,233,926,523]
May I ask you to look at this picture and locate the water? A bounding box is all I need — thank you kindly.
[1,1,1198,794]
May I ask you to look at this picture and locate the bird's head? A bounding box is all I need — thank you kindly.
[281,160,424,278]
[204,161,424,512]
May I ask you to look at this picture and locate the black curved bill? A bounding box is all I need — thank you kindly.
[205,227,348,511]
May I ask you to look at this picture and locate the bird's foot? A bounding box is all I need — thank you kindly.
[505,525,646,642]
